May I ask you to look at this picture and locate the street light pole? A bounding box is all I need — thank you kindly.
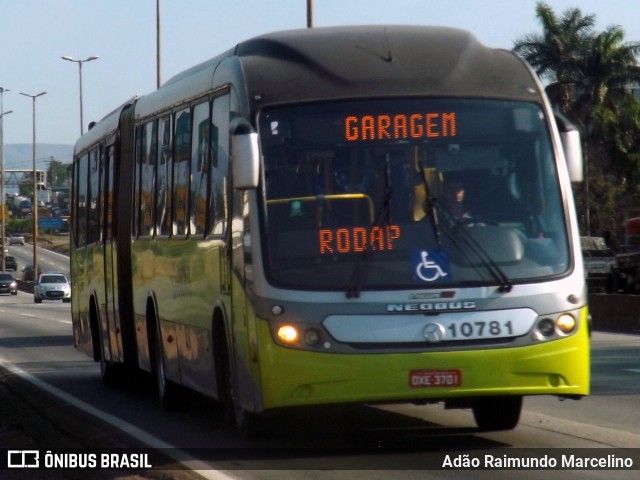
[157,0,161,88]
[61,55,99,135]
[307,0,313,27]
[20,91,46,281]
[0,86,11,272]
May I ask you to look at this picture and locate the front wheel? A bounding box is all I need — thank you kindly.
[472,396,522,431]
[219,340,265,439]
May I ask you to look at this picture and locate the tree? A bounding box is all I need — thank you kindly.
[513,2,595,113]
[47,158,70,187]
[514,2,640,242]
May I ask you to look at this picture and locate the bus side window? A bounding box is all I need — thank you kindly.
[209,94,229,236]
[191,101,210,236]
[87,148,100,244]
[139,121,157,237]
[157,115,172,236]
[173,108,191,236]
[75,154,89,247]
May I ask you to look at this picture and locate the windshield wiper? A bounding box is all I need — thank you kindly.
[434,200,513,293]
[345,154,393,299]
[418,160,512,293]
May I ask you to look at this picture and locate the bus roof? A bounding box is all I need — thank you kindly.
[236,25,543,110]
[84,25,545,147]
[73,96,137,156]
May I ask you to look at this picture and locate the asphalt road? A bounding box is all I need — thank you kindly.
[1,288,639,480]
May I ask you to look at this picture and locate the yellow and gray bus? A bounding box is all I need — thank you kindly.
[71,25,589,437]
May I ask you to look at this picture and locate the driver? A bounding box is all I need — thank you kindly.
[442,180,471,220]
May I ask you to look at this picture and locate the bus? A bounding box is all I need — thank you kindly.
[71,25,589,437]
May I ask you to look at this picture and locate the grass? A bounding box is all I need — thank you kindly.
[36,233,70,256]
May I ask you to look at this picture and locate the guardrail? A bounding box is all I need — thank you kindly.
[589,293,640,334]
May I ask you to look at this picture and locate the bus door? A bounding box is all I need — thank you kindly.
[102,144,122,362]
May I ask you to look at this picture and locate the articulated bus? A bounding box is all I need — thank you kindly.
[71,26,589,436]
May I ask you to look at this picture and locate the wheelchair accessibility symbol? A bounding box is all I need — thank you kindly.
[413,250,450,283]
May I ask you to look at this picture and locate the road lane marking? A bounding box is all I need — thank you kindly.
[0,355,236,480]
[624,369,640,373]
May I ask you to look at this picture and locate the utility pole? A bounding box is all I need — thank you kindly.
[307,0,313,28]
[20,91,46,280]
[157,0,161,88]
[0,86,11,272]
[61,55,99,135]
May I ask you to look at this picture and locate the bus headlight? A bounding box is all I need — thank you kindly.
[537,318,555,337]
[277,325,299,344]
[534,313,577,340]
[556,313,576,334]
[304,329,321,346]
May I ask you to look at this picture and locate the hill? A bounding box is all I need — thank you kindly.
[3,144,73,171]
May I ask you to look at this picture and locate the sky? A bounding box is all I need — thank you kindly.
[2,0,640,167]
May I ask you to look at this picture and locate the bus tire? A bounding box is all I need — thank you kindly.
[152,324,181,411]
[218,336,264,439]
[472,396,522,431]
[92,298,123,387]
[99,348,127,388]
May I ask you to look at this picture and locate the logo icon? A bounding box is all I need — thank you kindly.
[413,250,450,282]
[7,450,39,468]
[423,323,446,343]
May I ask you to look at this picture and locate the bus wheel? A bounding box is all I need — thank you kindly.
[94,302,123,387]
[221,350,264,439]
[472,396,522,431]
[154,329,181,411]
[99,346,122,387]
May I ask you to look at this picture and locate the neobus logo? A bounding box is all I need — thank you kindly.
[387,301,477,312]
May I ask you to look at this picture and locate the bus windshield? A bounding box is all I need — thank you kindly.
[258,99,569,291]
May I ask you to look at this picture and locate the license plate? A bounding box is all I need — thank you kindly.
[410,369,461,388]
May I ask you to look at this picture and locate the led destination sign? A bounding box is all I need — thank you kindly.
[345,112,457,141]
[319,225,401,255]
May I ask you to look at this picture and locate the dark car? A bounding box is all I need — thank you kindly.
[0,272,18,295]
[21,264,42,282]
[1,256,17,271]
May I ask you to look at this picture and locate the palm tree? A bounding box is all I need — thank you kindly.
[513,2,595,113]
[575,26,640,127]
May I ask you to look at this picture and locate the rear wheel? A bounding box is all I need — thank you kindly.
[472,396,522,431]
[153,327,181,411]
[99,345,123,387]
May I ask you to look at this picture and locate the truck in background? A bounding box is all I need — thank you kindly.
[616,218,640,293]
[581,236,617,293]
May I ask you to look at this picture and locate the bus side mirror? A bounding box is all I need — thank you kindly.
[555,112,583,182]
[231,128,260,190]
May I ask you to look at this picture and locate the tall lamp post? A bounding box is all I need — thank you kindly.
[61,55,98,135]
[20,91,46,280]
[0,86,11,272]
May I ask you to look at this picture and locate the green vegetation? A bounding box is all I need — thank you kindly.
[514,2,640,246]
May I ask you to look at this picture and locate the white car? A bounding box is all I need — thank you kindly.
[9,233,25,245]
[33,273,71,303]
